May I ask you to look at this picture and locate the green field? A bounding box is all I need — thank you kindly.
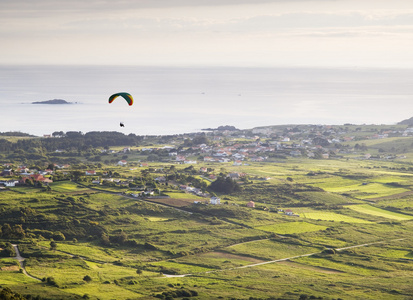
[256,221,327,234]
[224,239,322,261]
[50,181,93,193]
[3,126,413,299]
[298,211,372,223]
[345,204,413,221]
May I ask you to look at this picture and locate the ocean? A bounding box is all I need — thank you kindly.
[1,65,413,137]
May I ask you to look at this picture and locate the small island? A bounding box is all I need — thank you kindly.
[32,99,72,105]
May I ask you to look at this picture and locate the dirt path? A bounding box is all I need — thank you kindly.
[11,244,41,281]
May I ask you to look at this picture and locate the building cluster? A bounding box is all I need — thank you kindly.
[140,125,413,165]
[0,164,54,187]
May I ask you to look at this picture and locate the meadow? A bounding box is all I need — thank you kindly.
[255,221,327,235]
[2,126,413,299]
[296,210,373,223]
[345,204,413,221]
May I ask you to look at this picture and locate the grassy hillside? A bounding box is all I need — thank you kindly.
[1,126,413,299]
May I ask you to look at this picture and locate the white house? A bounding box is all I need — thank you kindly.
[0,180,19,187]
[210,196,221,205]
[117,160,127,166]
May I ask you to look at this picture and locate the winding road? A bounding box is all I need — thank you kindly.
[11,244,41,281]
[163,238,406,278]
[12,238,406,280]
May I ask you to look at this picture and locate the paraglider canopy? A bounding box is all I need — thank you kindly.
[108,92,133,106]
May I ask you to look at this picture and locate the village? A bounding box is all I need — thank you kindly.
[1,124,413,299]
[1,124,411,220]
[1,124,412,187]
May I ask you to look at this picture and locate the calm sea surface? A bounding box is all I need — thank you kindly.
[1,65,413,136]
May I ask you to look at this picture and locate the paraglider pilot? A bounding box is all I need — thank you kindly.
[108,93,133,129]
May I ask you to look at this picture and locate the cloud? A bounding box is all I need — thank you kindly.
[2,0,413,67]
[1,0,329,11]
[50,11,413,37]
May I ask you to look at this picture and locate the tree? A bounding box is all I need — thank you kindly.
[136,268,143,276]
[50,241,57,251]
[52,131,65,137]
[12,225,25,238]
[0,287,26,300]
[53,231,66,241]
[72,170,84,181]
[83,275,92,283]
[209,176,241,194]
[1,224,12,238]
[100,233,110,246]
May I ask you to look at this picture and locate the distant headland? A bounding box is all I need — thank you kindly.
[202,125,239,131]
[32,99,73,105]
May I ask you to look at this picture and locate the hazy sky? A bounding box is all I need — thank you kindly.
[2,0,413,67]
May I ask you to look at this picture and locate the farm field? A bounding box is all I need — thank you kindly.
[296,210,373,223]
[223,238,322,261]
[255,221,327,235]
[345,204,413,221]
[50,181,94,194]
[2,126,413,299]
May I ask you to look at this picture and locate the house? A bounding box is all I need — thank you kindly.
[204,156,216,162]
[219,158,231,163]
[0,180,19,187]
[210,196,221,205]
[233,160,242,166]
[246,201,255,208]
[228,173,240,180]
[155,176,166,182]
[0,169,13,176]
[20,174,53,184]
[284,209,299,217]
[118,160,128,166]
[16,167,30,174]
[38,170,53,176]
[56,164,70,169]
[85,170,96,175]
[176,155,186,162]
[290,150,302,157]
